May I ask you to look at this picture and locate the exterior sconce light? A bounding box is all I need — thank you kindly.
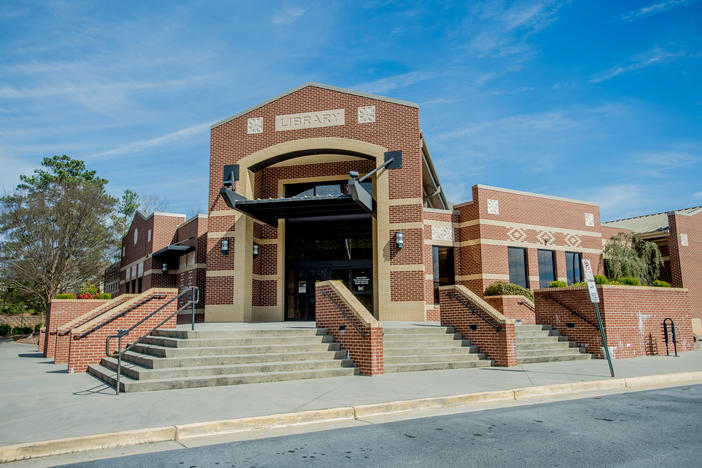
[395,231,404,249]
[161,263,168,273]
[221,239,230,255]
[253,243,260,258]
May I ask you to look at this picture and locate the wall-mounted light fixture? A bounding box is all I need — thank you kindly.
[253,243,260,258]
[161,263,168,273]
[395,231,405,249]
[221,239,230,255]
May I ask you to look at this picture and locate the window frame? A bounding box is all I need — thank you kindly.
[507,246,529,289]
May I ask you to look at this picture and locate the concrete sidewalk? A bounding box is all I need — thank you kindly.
[1,339,701,447]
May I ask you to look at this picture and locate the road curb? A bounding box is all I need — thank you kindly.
[2,371,702,464]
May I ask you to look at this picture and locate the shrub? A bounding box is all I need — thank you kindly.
[57,293,75,299]
[79,283,99,296]
[651,280,671,287]
[96,293,111,300]
[618,277,640,286]
[12,326,32,335]
[570,282,587,287]
[34,324,41,332]
[484,281,534,301]
[549,280,567,288]
[0,324,11,336]
[78,292,96,299]
[594,275,608,284]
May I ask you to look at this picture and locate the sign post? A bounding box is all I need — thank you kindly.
[582,259,615,377]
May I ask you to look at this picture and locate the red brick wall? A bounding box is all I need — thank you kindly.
[438,285,517,367]
[44,300,108,358]
[315,281,383,375]
[534,285,694,358]
[66,289,179,373]
[208,84,426,312]
[668,211,702,320]
[484,296,536,324]
[455,186,603,297]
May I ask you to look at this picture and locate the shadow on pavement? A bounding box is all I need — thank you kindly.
[479,367,607,379]
[18,352,43,358]
[74,384,115,396]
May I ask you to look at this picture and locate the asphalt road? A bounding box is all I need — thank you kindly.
[61,385,702,468]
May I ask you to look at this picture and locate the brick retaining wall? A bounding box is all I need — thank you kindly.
[316,281,383,375]
[483,296,536,324]
[534,285,694,358]
[439,285,517,367]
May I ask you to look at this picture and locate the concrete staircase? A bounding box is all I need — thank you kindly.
[88,328,357,392]
[516,324,592,364]
[383,326,493,373]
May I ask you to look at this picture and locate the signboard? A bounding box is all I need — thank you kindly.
[275,109,345,131]
[298,281,306,294]
[581,259,600,303]
[353,275,369,292]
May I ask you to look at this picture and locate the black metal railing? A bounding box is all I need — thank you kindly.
[542,295,598,329]
[444,292,500,331]
[663,317,678,357]
[517,300,535,312]
[105,286,199,395]
[75,294,168,339]
[320,290,368,337]
[57,296,133,337]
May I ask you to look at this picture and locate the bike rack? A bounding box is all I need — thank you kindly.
[663,317,678,357]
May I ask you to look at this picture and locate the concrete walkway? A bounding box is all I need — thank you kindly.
[1,338,700,447]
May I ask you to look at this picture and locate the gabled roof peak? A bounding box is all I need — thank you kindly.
[211,82,419,129]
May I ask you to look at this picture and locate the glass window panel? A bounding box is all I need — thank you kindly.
[565,252,583,284]
[508,247,529,288]
[538,250,556,288]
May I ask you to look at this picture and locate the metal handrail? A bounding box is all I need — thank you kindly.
[58,297,132,336]
[517,300,535,312]
[320,290,368,338]
[106,286,199,395]
[444,292,500,331]
[663,318,678,357]
[542,295,598,329]
[74,294,167,339]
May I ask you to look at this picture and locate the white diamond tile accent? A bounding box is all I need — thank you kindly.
[357,106,376,124]
[247,117,263,134]
[507,227,527,242]
[681,233,688,246]
[431,224,453,242]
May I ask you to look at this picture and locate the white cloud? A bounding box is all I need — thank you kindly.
[693,191,702,198]
[590,48,690,83]
[86,122,210,160]
[272,5,306,24]
[618,0,698,23]
[351,71,435,94]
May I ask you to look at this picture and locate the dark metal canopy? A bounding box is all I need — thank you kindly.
[227,194,370,227]
[151,244,194,265]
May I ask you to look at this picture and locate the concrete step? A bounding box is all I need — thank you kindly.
[517,353,591,364]
[516,342,576,351]
[151,328,327,339]
[383,345,480,357]
[101,356,356,380]
[141,334,334,348]
[382,327,454,335]
[384,353,486,364]
[383,360,493,373]
[382,332,464,342]
[514,329,560,338]
[88,364,358,392]
[122,350,348,369]
[516,335,564,344]
[383,339,471,349]
[515,324,551,331]
[131,342,341,358]
[516,347,583,358]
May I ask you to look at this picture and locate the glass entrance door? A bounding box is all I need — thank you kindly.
[285,217,373,321]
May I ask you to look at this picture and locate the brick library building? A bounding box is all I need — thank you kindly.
[46,82,697,386]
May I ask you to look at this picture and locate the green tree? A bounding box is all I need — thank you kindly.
[603,233,663,285]
[0,155,117,312]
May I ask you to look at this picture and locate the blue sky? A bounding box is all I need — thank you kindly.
[1,0,700,221]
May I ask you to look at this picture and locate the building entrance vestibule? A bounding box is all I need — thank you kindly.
[285,216,373,320]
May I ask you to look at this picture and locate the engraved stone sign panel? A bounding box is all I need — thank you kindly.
[275,109,345,131]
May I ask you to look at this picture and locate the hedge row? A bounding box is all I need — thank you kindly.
[0,324,40,336]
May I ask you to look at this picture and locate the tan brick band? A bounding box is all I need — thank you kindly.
[3,371,702,463]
